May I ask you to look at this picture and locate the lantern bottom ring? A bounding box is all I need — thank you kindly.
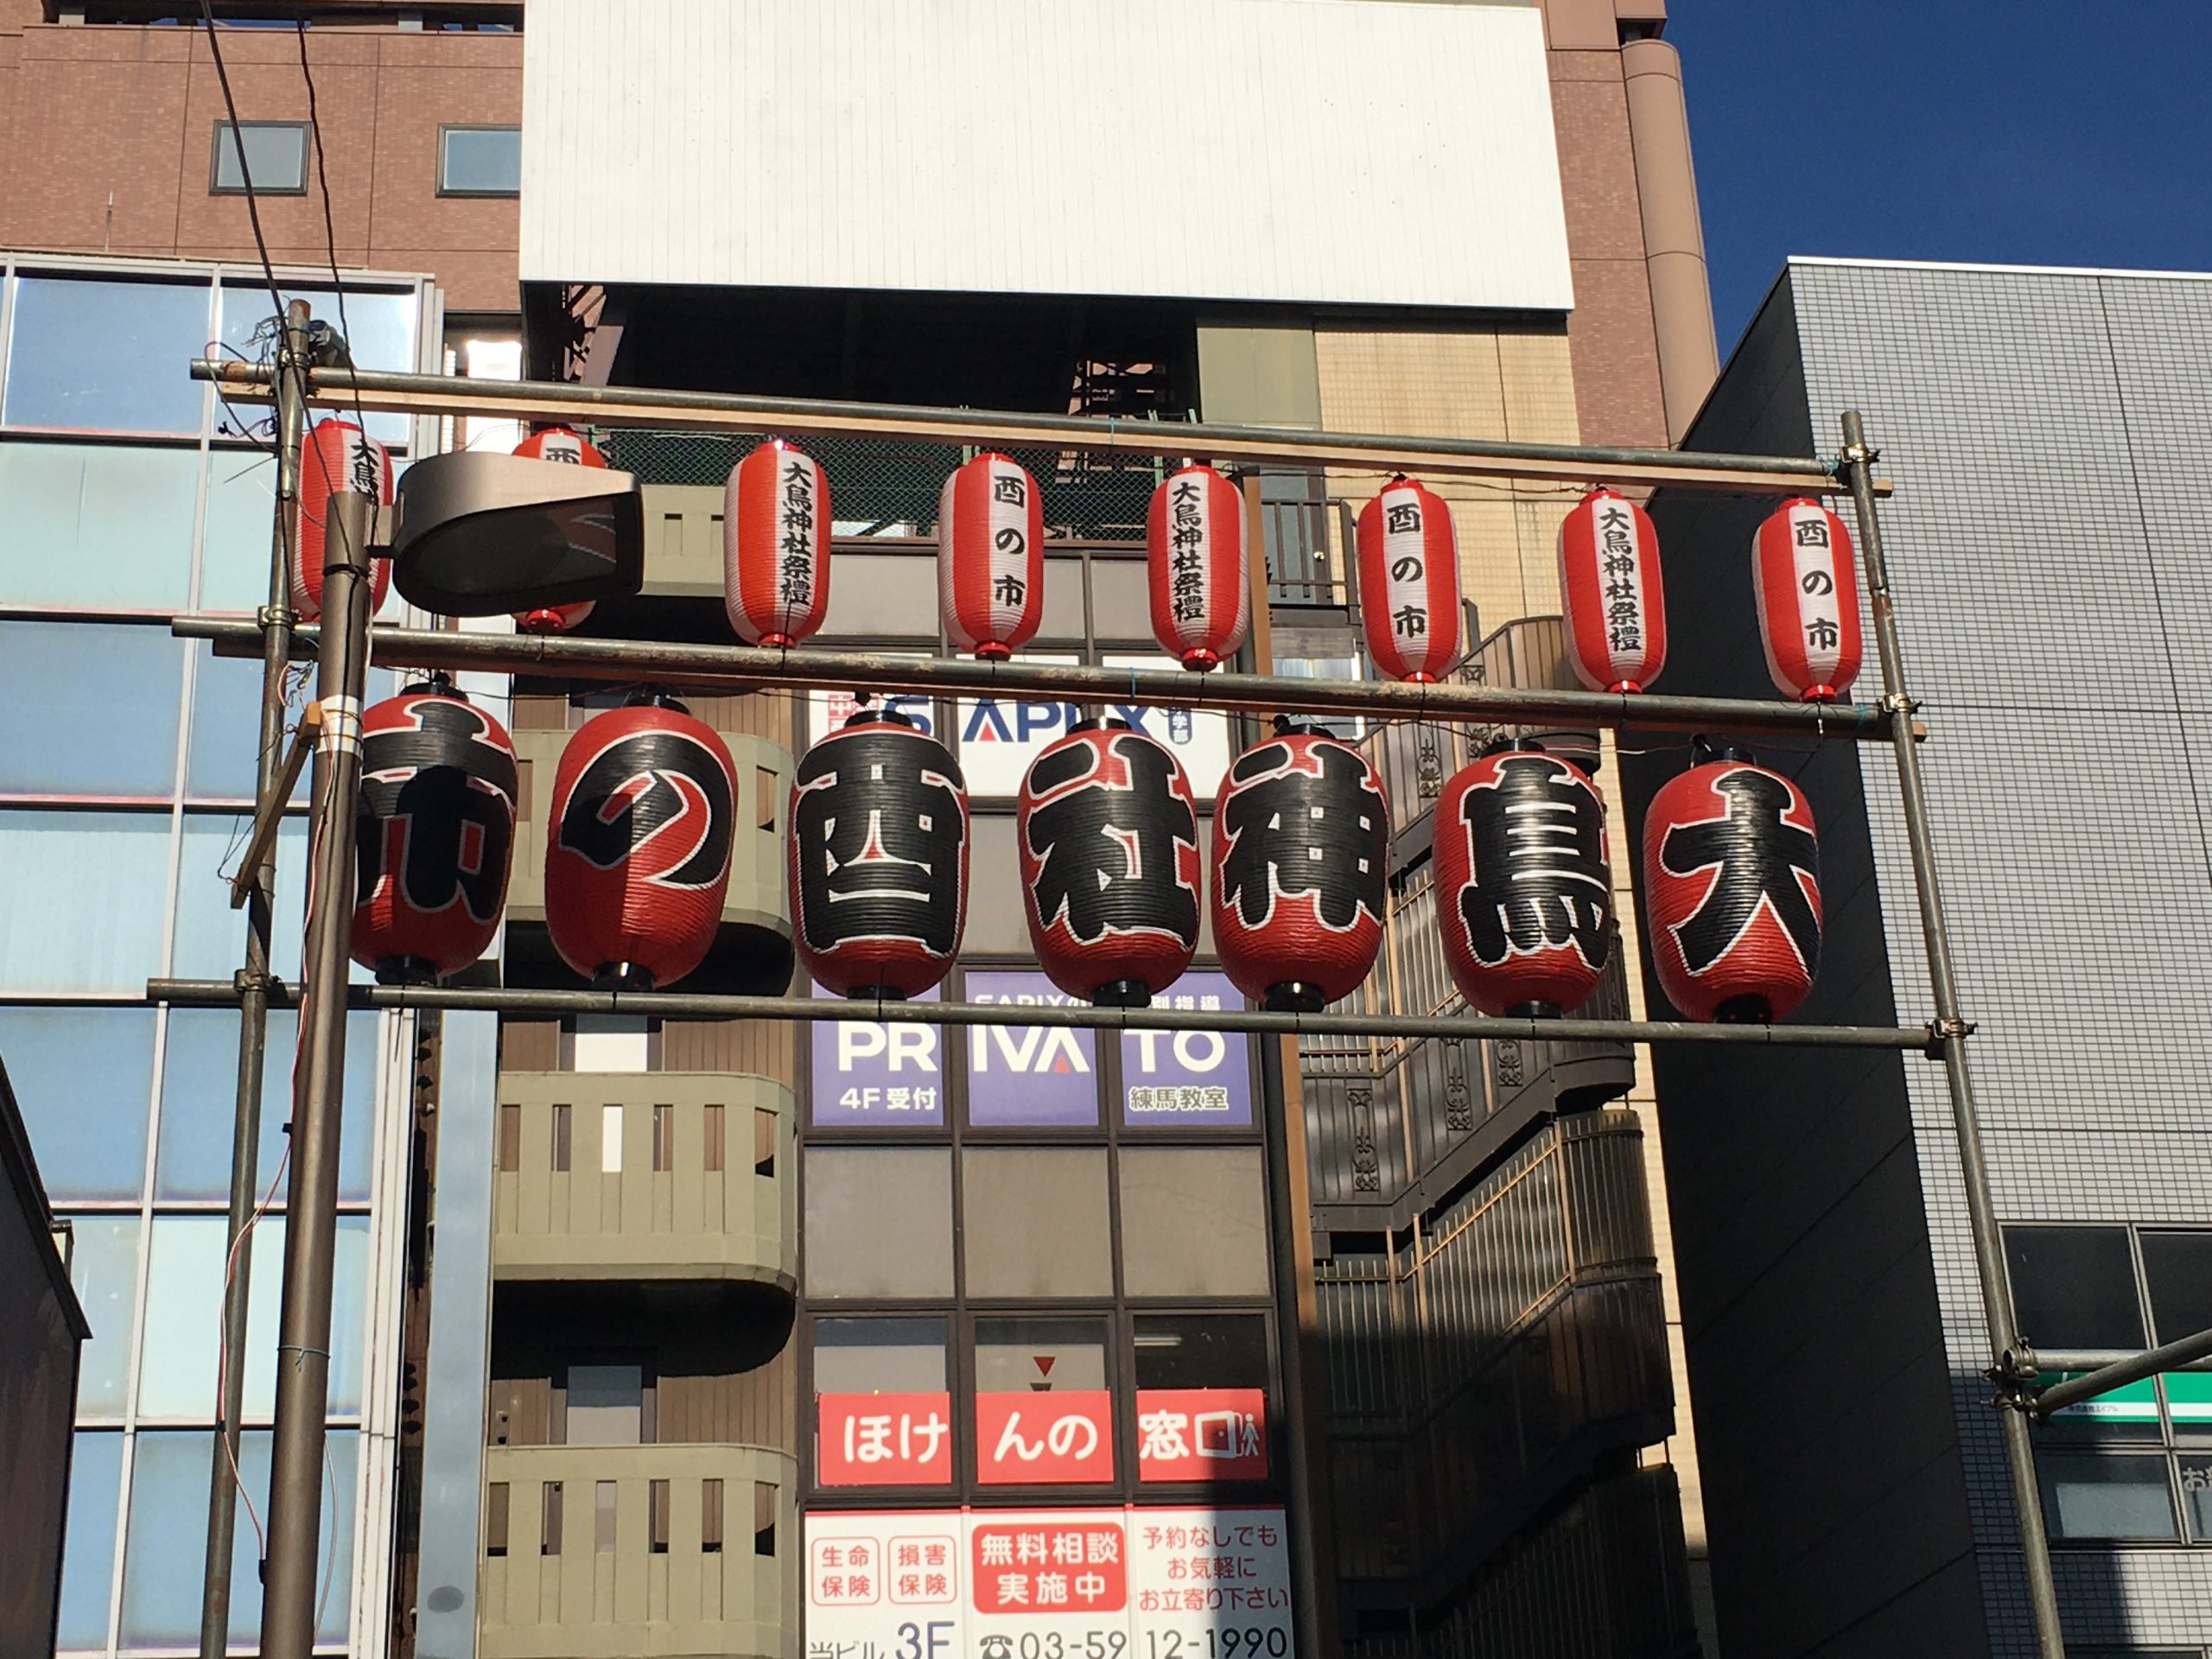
[760,632,797,650]
[517,610,569,634]
[1504,999,1564,1020]
[1261,981,1329,1014]
[973,643,1013,663]
[1801,685,1840,703]
[590,961,658,993]
[841,983,912,1003]
[1402,671,1438,685]
[1179,649,1220,672]
[374,954,442,988]
[1090,978,1154,1009]
[1608,680,1643,695]
[1714,994,1775,1025]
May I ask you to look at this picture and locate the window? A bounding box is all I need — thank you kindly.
[438,124,522,196]
[156,1008,378,1203]
[0,442,202,606]
[963,969,1099,1127]
[0,1006,155,1202]
[2006,1225,2145,1351]
[1133,1314,1269,1391]
[3,276,212,434]
[0,622,182,797]
[1120,1147,1270,1297]
[812,1317,951,1489]
[55,1429,123,1651]
[562,1363,648,1445]
[2039,1452,2178,1541]
[804,1148,954,1299]
[0,809,172,993]
[64,1217,141,1417]
[961,1148,1113,1298]
[211,121,308,194]
[974,1316,1113,1485]
[2143,1232,2212,1347]
[216,282,419,447]
[563,1014,657,1072]
[171,815,309,984]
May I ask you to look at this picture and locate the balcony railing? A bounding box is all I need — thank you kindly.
[480,1441,798,1659]
[493,1071,797,1293]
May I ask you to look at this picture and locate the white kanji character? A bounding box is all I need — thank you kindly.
[886,1086,912,1110]
[914,1086,939,1109]
[1173,994,1196,1011]
[980,1535,1014,1567]
[1075,1570,1109,1602]
[1051,1531,1084,1565]
[1140,1410,1192,1462]
[1199,994,1221,1011]
[1016,1532,1046,1564]
[1036,1573,1069,1605]
[996,1573,1030,1605]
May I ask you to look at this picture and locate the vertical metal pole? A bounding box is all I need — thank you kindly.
[201,297,312,1659]
[258,486,372,1659]
[1840,411,2064,1659]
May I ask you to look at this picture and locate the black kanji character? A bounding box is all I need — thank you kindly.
[791,732,965,953]
[1455,753,1609,969]
[1024,733,1198,944]
[356,698,517,921]
[1658,768,1819,975]
[1217,741,1383,931]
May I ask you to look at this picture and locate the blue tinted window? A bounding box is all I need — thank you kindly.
[55,1429,122,1652]
[64,1217,140,1416]
[0,622,183,797]
[185,648,397,803]
[0,1007,155,1202]
[218,283,416,446]
[4,276,212,435]
[197,449,281,612]
[120,1427,357,1649]
[0,810,171,993]
[171,815,305,985]
[157,1007,379,1202]
[439,125,522,195]
[0,442,200,608]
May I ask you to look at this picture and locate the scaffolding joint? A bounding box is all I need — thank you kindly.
[1986,1344,2044,1414]
[1922,1014,1977,1056]
[257,603,297,630]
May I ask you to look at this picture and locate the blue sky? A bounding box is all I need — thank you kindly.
[1663,0,2212,352]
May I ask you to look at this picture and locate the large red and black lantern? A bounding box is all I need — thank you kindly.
[725,438,833,648]
[1211,726,1389,1011]
[293,417,393,622]
[545,696,736,990]
[938,451,1045,660]
[1642,752,1821,1023]
[1017,720,1200,1007]
[1559,486,1666,693]
[791,709,969,999]
[1356,476,1460,683]
[1433,741,1611,1016]
[1147,464,1249,671]
[1754,497,1863,702]
[512,427,607,635]
[350,685,518,984]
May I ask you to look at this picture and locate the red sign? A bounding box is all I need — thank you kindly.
[975,1389,1114,1484]
[817,1392,953,1486]
[1135,1389,1268,1482]
[971,1520,1128,1613]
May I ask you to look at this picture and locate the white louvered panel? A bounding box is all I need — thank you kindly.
[520,0,1572,312]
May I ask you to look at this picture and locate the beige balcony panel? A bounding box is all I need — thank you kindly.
[640,485,728,598]
[480,1442,798,1659]
[495,1072,797,1292]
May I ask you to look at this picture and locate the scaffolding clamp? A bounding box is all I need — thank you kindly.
[1922,1014,1977,1055]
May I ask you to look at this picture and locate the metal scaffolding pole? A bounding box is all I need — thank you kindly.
[1839,410,2064,1658]
[257,488,373,1659]
[200,298,310,1659]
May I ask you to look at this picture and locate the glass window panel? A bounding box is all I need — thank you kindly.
[803,1148,953,1300]
[2037,1451,2177,1541]
[2182,1455,2212,1541]
[976,1316,1109,1392]
[4,276,211,435]
[565,1364,644,1446]
[0,441,200,607]
[156,1007,379,1202]
[2142,1231,2212,1346]
[2005,1225,2145,1351]
[0,1007,155,1201]
[56,1428,123,1651]
[172,815,308,985]
[963,969,1099,1127]
[812,1317,950,1393]
[63,1217,140,1417]
[186,640,297,802]
[0,810,170,993]
[212,121,307,193]
[120,1427,356,1649]
[1120,1147,1271,1298]
[439,125,522,194]
[136,1214,369,1419]
[1120,970,1249,1128]
[218,283,417,446]
[198,448,280,612]
[962,1148,1113,1299]
[1133,1314,1269,1389]
[0,622,183,796]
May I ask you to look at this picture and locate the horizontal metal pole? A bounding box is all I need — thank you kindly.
[175,617,1893,743]
[147,977,1935,1052]
[2034,1327,2212,1416]
[191,359,1888,499]
[2034,1348,2212,1376]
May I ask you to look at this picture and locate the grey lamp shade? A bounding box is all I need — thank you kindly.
[390,450,645,616]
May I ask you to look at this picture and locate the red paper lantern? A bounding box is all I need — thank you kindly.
[1643,752,1821,1023]
[725,438,833,648]
[1211,728,1389,1011]
[1754,497,1863,702]
[512,428,607,634]
[292,417,392,622]
[1433,742,1611,1016]
[938,450,1044,660]
[1356,476,1460,683]
[1146,464,1249,671]
[545,696,736,990]
[351,687,518,983]
[1559,486,1667,692]
[791,709,969,998]
[1017,720,1200,1007]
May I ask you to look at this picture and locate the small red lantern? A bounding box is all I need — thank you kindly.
[1434,741,1611,1016]
[292,417,392,622]
[545,696,736,990]
[1643,751,1821,1023]
[725,438,833,648]
[938,451,1044,660]
[1559,486,1666,693]
[351,687,518,983]
[1147,464,1248,671]
[791,709,969,999]
[1017,720,1200,1007]
[1356,476,1460,683]
[1754,497,1863,702]
[1211,726,1389,1011]
[512,428,607,634]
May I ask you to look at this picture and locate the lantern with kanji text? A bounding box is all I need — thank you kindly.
[1754,497,1863,702]
[938,450,1044,661]
[511,426,609,634]
[1146,463,1249,671]
[1559,486,1666,693]
[292,416,392,622]
[1355,475,1460,683]
[725,438,833,648]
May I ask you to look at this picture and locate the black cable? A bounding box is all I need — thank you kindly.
[195,2,287,327]
[295,12,372,442]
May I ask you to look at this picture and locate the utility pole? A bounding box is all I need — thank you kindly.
[200,297,311,1659]
[257,485,374,1659]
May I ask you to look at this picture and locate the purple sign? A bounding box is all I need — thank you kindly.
[1120,971,1252,1127]
[963,970,1100,1128]
[809,982,944,1127]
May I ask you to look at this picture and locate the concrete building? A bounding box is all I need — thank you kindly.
[1626,256,2212,1658]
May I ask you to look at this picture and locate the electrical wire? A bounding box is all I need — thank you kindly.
[195,2,287,328]
[295,13,373,442]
